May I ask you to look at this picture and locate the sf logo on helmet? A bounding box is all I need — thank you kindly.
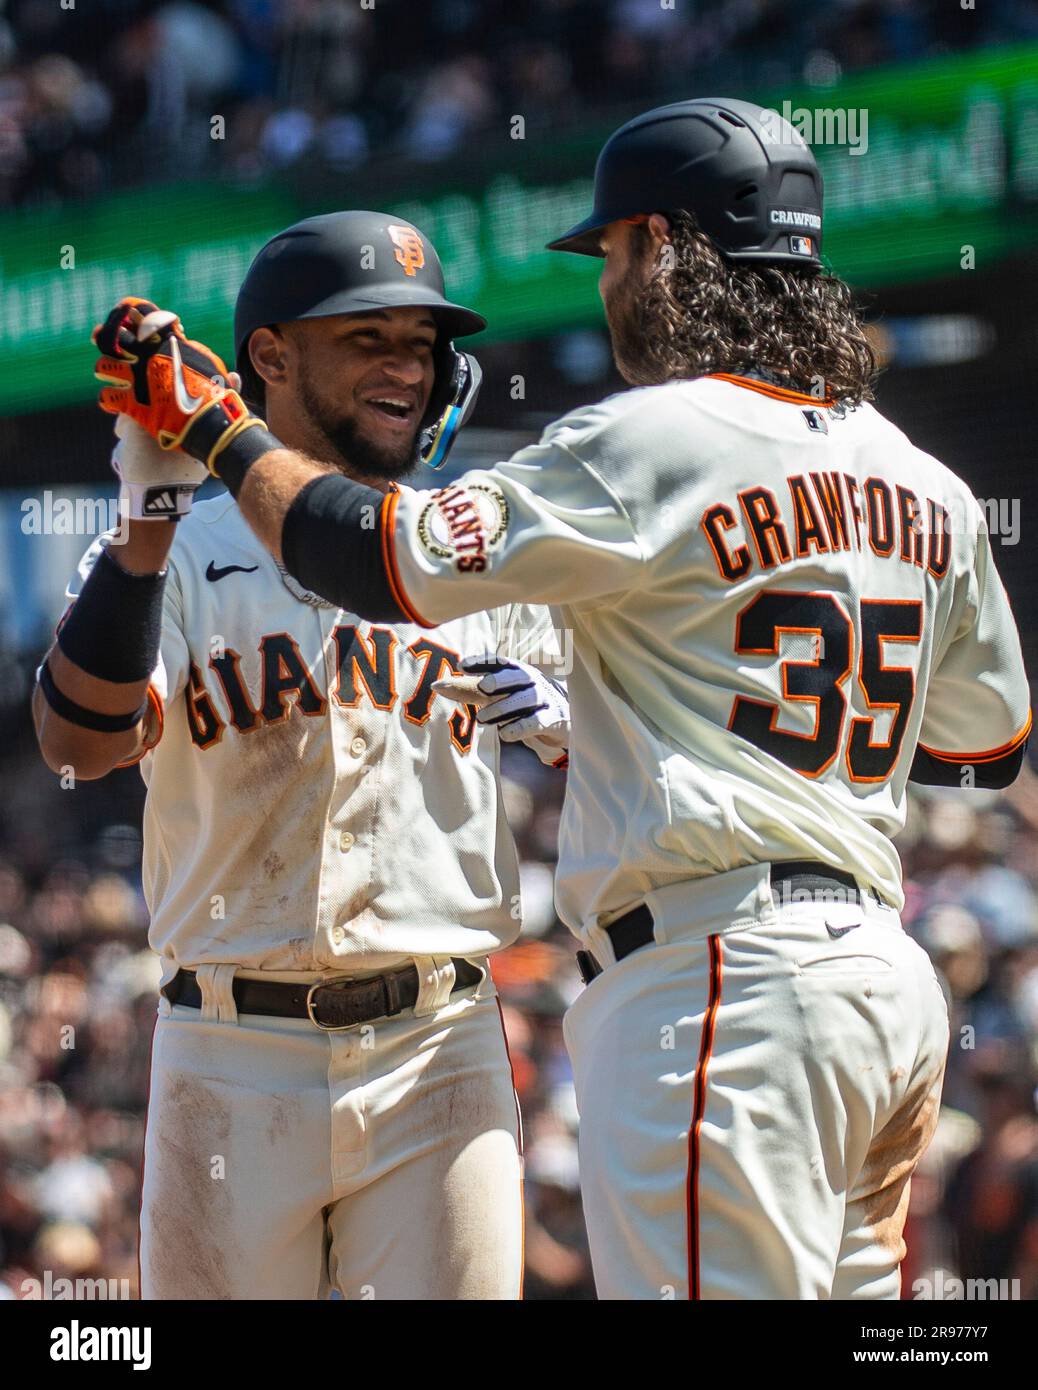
[388,225,426,277]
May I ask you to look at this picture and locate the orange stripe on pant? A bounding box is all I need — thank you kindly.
[686,933,723,1300]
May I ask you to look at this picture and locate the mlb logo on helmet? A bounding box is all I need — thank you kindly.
[388,225,426,277]
[790,235,814,256]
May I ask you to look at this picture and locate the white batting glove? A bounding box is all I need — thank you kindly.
[433,654,570,766]
[110,413,210,520]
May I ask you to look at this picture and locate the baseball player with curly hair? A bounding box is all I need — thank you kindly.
[84,100,1029,1300]
[33,212,572,1300]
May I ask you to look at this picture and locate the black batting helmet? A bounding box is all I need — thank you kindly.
[547,98,823,268]
[234,210,486,468]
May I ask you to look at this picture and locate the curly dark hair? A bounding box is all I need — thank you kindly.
[624,211,877,406]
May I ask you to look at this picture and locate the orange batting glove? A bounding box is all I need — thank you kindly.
[93,296,266,476]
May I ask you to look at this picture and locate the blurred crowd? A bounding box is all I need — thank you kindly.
[2,0,1038,210]
[1,730,1037,1300]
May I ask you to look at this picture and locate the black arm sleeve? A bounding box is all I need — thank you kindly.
[56,545,166,683]
[280,473,407,621]
[908,740,1028,789]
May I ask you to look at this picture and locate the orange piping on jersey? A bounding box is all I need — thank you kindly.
[495,994,525,1300]
[687,934,723,1301]
[705,373,836,407]
[115,684,165,768]
[381,483,434,629]
[918,711,1032,765]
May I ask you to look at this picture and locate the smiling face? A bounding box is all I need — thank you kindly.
[248,306,438,485]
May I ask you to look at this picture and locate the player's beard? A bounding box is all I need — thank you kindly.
[603,244,668,387]
[297,354,421,483]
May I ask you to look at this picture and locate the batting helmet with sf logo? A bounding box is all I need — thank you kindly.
[233,210,485,468]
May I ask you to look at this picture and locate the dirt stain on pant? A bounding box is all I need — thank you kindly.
[266,1093,302,1147]
[143,1073,235,1299]
[858,1065,945,1263]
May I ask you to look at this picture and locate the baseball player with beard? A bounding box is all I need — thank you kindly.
[86,101,1029,1301]
[33,212,571,1300]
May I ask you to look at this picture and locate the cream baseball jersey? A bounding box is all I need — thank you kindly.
[383,373,1031,932]
[66,495,559,979]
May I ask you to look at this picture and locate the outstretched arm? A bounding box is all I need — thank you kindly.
[230,444,326,565]
[91,297,645,624]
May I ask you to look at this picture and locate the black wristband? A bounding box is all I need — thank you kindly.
[56,545,166,683]
[209,423,282,498]
[39,661,148,733]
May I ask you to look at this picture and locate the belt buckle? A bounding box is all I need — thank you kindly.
[306,977,357,1031]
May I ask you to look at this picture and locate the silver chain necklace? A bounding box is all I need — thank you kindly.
[275,562,337,610]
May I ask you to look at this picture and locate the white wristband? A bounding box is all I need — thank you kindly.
[119,478,203,521]
[111,415,209,519]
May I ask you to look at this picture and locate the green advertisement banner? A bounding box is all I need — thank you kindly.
[1,42,1036,415]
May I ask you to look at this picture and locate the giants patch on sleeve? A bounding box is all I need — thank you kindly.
[417,483,509,573]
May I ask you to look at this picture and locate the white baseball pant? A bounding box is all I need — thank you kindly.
[139,959,523,1299]
[564,863,949,1300]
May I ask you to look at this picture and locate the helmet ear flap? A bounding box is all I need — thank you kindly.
[418,349,482,470]
[422,336,458,428]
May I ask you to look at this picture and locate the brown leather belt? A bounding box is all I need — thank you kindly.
[575,860,890,984]
[162,957,485,1031]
